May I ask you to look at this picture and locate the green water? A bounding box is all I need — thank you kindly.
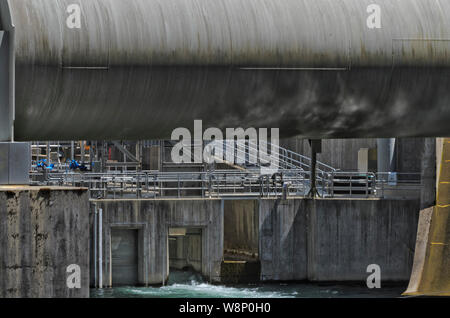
[90,270,407,298]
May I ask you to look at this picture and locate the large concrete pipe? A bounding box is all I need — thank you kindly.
[1,0,450,140]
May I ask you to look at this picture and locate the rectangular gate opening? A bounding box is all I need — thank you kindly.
[111,228,139,286]
[222,200,260,283]
[168,227,203,281]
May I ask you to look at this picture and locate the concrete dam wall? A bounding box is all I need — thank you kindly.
[0,191,419,296]
[0,186,89,298]
[259,198,420,282]
[90,199,224,286]
[91,197,420,287]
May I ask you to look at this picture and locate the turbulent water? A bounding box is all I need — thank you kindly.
[90,270,407,298]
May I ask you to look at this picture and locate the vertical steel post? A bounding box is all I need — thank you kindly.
[308,139,322,197]
[94,205,98,287]
[98,208,103,288]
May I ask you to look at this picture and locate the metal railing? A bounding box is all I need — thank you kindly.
[31,169,308,199]
[30,169,421,200]
[169,139,336,174]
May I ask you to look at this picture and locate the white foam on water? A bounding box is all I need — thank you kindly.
[124,281,295,298]
[90,270,406,298]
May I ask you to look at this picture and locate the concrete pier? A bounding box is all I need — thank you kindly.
[259,198,419,282]
[0,186,89,298]
[91,197,420,286]
[91,199,224,286]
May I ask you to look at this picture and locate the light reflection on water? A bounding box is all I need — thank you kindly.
[90,270,406,298]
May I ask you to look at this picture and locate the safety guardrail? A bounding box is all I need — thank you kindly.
[30,170,421,200]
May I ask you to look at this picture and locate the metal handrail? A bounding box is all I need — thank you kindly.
[30,169,421,200]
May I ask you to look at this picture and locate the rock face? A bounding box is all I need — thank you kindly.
[0,186,89,298]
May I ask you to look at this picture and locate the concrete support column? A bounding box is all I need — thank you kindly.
[0,186,90,297]
[0,12,29,185]
[0,27,14,142]
[420,138,436,209]
[0,142,30,185]
[377,138,396,173]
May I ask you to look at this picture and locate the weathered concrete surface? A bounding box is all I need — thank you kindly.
[0,142,31,185]
[420,138,437,209]
[91,199,223,286]
[404,138,450,296]
[307,198,419,282]
[259,198,420,282]
[0,186,89,298]
[281,137,425,174]
[404,207,434,295]
[90,196,420,286]
[224,200,259,258]
[259,199,307,281]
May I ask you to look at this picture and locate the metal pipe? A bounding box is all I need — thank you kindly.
[94,204,98,287]
[98,207,103,289]
[80,141,85,164]
[1,0,450,140]
[163,232,166,286]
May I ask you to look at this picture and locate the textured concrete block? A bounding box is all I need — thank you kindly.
[259,198,420,283]
[0,142,31,185]
[307,199,420,281]
[0,186,89,298]
[92,199,224,286]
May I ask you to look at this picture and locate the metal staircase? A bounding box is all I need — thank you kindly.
[193,139,338,196]
[203,139,335,172]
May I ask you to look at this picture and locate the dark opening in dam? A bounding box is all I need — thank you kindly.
[169,227,203,278]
